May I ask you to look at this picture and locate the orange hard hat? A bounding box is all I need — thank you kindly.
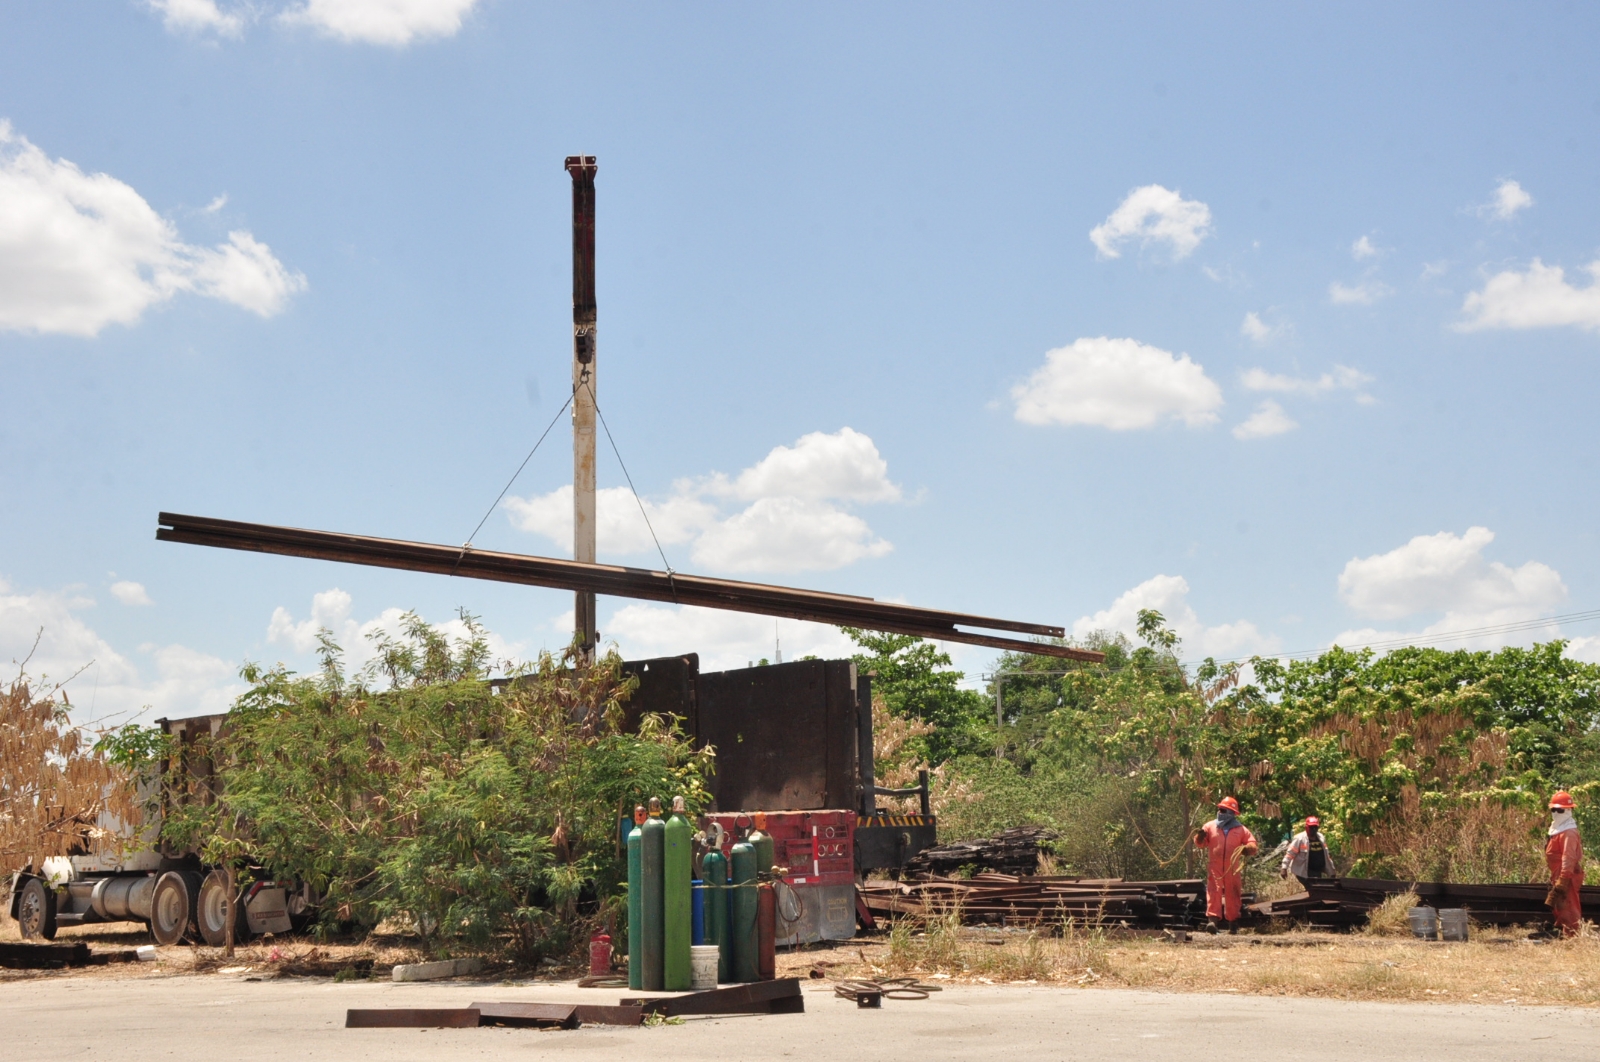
[1550,791,1575,810]
[1217,796,1241,814]
[1305,816,1320,828]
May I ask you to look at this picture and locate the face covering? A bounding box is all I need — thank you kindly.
[1216,809,1239,831]
[1550,809,1577,836]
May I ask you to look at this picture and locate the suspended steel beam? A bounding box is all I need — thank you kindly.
[155,513,1103,662]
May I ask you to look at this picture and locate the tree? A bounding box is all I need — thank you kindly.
[842,627,992,762]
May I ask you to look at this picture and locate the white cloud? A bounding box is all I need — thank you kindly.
[1089,185,1213,260]
[203,194,228,214]
[1240,311,1274,343]
[603,604,858,673]
[1011,336,1223,431]
[0,121,305,336]
[110,581,153,607]
[1333,528,1567,651]
[1351,235,1381,260]
[1328,279,1393,306]
[1231,400,1297,440]
[506,428,898,575]
[1457,259,1600,332]
[1072,574,1279,660]
[1483,179,1534,221]
[1241,364,1373,396]
[281,0,483,45]
[147,0,247,37]
[0,578,238,725]
[267,588,521,672]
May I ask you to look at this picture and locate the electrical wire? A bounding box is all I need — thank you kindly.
[452,389,574,572]
[582,377,679,599]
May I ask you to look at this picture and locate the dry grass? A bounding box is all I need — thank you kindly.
[1363,890,1424,937]
[781,922,1600,1007]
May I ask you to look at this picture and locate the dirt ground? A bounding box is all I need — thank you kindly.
[8,914,1600,1009]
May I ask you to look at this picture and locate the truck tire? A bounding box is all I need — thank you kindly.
[150,871,197,946]
[196,871,246,947]
[17,878,57,941]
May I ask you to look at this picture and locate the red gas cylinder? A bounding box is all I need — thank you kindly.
[756,883,776,981]
[589,931,613,976]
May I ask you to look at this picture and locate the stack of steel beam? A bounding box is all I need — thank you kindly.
[858,873,1209,929]
[1251,877,1600,928]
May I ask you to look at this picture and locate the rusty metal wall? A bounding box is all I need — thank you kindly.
[693,659,858,812]
[618,654,699,736]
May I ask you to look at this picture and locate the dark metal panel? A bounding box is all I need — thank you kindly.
[697,661,832,811]
[619,654,698,736]
[822,660,858,812]
[344,1009,482,1028]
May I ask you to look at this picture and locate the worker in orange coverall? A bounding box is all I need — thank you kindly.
[1193,797,1257,932]
[1545,791,1584,937]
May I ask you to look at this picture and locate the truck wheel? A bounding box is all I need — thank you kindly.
[149,871,197,946]
[196,871,245,947]
[17,878,57,941]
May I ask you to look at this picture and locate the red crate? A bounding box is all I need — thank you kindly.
[701,809,854,888]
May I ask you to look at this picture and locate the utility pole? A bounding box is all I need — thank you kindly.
[566,155,598,662]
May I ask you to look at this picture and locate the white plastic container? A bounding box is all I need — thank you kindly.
[689,944,720,990]
[1438,908,1469,942]
[1407,906,1439,940]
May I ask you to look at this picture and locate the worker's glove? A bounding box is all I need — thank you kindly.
[1279,867,1289,881]
[1545,877,1568,907]
[1192,829,1207,846]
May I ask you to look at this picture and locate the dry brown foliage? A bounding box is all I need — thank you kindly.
[1,665,138,872]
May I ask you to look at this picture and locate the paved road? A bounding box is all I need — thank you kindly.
[4,974,1592,1061]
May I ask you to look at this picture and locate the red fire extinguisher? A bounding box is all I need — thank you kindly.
[589,930,613,977]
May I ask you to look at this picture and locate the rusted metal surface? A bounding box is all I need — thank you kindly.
[618,654,699,735]
[156,512,1102,661]
[697,660,859,810]
[468,1001,580,1028]
[565,154,599,662]
[620,976,804,1016]
[344,1008,482,1028]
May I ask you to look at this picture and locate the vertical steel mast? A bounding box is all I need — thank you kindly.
[565,155,598,661]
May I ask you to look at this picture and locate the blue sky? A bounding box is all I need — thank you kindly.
[3,2,1599,723]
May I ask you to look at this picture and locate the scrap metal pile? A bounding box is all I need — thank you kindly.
[1251,877,1600,928]
[859,873,1210,930]
[902,826,1059,878]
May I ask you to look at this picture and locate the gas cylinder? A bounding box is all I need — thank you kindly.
[691,880,705,946]
[748,829,775,876]
[626,808,644,990]
[756,882,776,981]
[702,847,729,983]
[729,841,758,983]
[641,798,666,991]
[663,797,694,991]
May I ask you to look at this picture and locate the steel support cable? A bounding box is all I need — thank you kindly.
[452,389,575,574]
[582,377,679,603]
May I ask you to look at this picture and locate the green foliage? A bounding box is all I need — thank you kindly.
[843,627,992,762]
[152,613,711,960]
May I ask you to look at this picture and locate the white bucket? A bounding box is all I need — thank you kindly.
[1438,908,1469,942]
[1407,906,1438,940]
[690,945,719,990]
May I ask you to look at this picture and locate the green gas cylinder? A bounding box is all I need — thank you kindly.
[663,798,693,991]
[626,812,644,991]
[729,841,758,983]
[749,829,775,876]
[702,847,729,984]
[640,800,666,991]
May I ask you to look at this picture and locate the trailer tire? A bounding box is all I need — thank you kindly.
[17,878,57,941]
[196,871,246,947]
[150,871,197,946]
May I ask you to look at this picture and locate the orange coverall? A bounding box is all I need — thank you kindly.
[1195,820,1257,922]
[1546,828,1584,936]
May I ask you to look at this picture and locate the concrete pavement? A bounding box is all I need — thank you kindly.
[3,974,1593,1061]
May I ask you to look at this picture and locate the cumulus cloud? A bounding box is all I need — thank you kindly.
[110,581,153,607]
[1011,337,1223,431]
[1072,575,1279,660]
[1240,312,1274,344]
[1483,179,1534,221]
[0,122,305,336]
[1457,259,1600,332]
[281,0,484,45]
[1328,279,1393,306]
[1231,400,1297,440]
[1332,527,1569,650]
[146,0,247,37]
[1089,185,1213,260]
[1241,364,1374,400]
[506,428,898,575]
[603,604,858,673]
[1351,235,1381,260]
[0,578,238,725]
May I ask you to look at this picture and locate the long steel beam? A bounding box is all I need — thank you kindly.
[156,513,1103,662]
